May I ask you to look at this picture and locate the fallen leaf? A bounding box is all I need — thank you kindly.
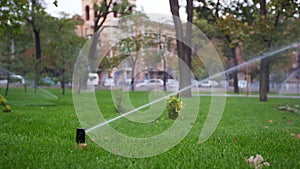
[267,119,273,123]
[264,126,269,129]
[246,154,268,169]
[254,154,264,164]
[288,119,293,124]
[290,133,300,139]
[263,162,270,167]
[246,156,255,164]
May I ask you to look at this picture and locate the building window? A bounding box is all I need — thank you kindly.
[85,5,90,20]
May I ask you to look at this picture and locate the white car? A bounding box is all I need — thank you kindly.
[87,73,99,85]
[199,81,211,87]
[199,80,219,87]
[166,79,179,88]
[104,78,115,86]
[0,74,25,85]
[136,79,163,88]
[238,80,248,89]
[117,79,132,86]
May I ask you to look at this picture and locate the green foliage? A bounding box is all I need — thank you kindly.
[0,94,11,112]
[243,1,300,57]
[0,89,300,168]
[217,15,250,48]
[93,0,135,32]
[101,54,127,74]
[277,104,300,113]
[166,94,184,120]
[43,15,85,91]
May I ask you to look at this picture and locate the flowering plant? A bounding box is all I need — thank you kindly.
[0,94,11,112]
[166,94,184,120]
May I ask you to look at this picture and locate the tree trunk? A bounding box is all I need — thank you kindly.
[232,47,239,93]
[185,0,193,71]
[5,76,10,96]
[33,28,41,86]
[131,77,135,91]
[169,0,192,97]
[266,61,270,92]
[163,57,167,91]
[131,57,136,91]
[183,0,193,97]
[259,0,268,101]
[259,58,268,101]
[24,83,27,93]
[159,34,167,91]
[61,81,65,95]
[233,71,239,93]
[61,73,65,95]
[226,36,239,93]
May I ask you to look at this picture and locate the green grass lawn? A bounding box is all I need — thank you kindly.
[0,88,300,168]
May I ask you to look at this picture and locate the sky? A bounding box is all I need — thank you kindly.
[44,0,186,17]
[44,0,82,17]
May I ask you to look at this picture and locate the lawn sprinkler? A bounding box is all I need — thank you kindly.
[76,128,86,143]
[76,128,87,149]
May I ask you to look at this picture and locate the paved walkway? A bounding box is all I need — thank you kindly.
[193,93,300,99]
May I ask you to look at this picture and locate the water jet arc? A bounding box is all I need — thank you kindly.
[85,42,299,134]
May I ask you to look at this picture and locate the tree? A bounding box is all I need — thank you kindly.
[217,15,250,93]
[195,0,300,97]
[93,0,134,33]
[12,0,47,87]
[169,0,193,97]
[81,0,135,89]
[247,0,300,101]
[43,15,85,95]
[0,0,26,95]
[194,0,246,93]
[117,15,145,91]
[258,0,268,101]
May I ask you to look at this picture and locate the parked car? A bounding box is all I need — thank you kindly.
[42,77,57,86]
[0,74,25,85]
[199,80,219,87]
[87,73,99,85]
[238,80,248,89]
[210,80,219,87]
[219,80,229,88]
[136,79,163,88]
[117,79,132,86]
[10,74,25,84]
[199,81,211,87]
[0,80,8,84]
[191,80,201,87]
[166,79,179,88]
[103,78,115,86]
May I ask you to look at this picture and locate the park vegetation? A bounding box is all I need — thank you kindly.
[0,0,300,101]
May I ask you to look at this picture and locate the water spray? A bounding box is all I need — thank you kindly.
[75,42,299,144]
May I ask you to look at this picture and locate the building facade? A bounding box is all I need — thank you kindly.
[78,0,136,38]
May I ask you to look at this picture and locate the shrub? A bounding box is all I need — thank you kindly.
[166,94,184,120]
[0,94,11,112]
